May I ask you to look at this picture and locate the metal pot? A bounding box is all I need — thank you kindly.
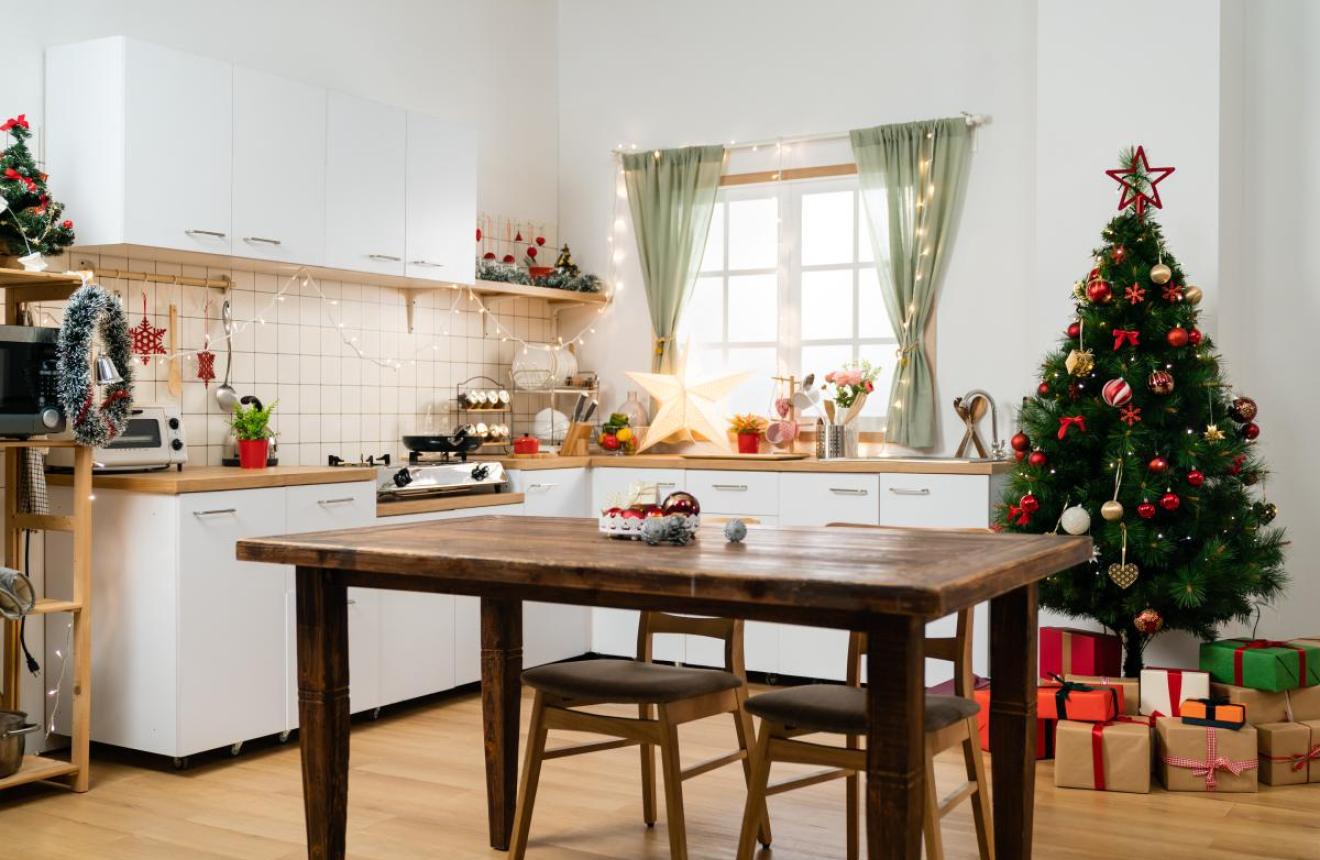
[0,710,39,779]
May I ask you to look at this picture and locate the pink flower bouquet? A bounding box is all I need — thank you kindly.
[822,360,879,416]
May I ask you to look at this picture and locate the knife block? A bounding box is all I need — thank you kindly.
[559,422,593,456]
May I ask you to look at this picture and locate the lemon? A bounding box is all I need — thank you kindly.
[616,427,633,442]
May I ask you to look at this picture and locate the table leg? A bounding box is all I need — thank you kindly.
[295,567,350,860]
[481,597,523,850]
[865,615,925,858]
[989,583,1038,859]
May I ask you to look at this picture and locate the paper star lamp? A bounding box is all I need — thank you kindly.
[626,351,751,453]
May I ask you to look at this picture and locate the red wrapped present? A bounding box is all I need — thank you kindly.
[1064,674,1140,715]
[1054,715,1154,793]
[974,687,1055,759]
[1040,627,1122,680]
[1038,679,1123,722]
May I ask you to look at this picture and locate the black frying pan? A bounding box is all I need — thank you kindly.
[401,431,483,455]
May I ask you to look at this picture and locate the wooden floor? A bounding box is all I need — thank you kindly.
[0,687,1318,859]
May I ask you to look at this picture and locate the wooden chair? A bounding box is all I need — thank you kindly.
[510,611,772,859]
[735,525,995,860]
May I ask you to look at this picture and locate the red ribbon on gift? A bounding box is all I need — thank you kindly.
[1089,714,1155,791]
[1161,726,1257,790]
[1112,328,1140,350]
[1262,744,1320,773]
[1057,415,1086,440]
[1232,639,1309,687]
[1167,670,1184,717]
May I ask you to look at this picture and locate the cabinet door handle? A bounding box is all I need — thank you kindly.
[409,260,444,267]
[655,481,677,489]
[526,482,559,491]
[888,487,931,496]
[712,483,749,492]
[368,253,402,262]
[243,236,282,246]
[346,599,357,606]
[317,497,356,506]
[185,229,227,239]
[192,507,237,518]
[829,487,869,496]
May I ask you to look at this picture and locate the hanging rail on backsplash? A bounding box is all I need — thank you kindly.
[77,261,231,290]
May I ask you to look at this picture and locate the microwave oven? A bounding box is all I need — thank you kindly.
[0,325,65,437]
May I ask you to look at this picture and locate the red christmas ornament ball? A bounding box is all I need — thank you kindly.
[535,236,546,246]
[1086,279,1113,304]
[1137,500,1157,519]
[1067,321,1081,339]
[661,491,701,517]
[1166,326,1190,348]
[1134,608,1164,635]
[1187,469,1205,488]
[1229,396,1258,423]
[1028,451,1047,468]
[526,246,538,259]
[1148,370,1175,395]
[62,219,73,229]
[1160,491,1181,512]
[476,227,482,241]
[1037,382,1050,396]
[1242,422,1260,441]
[1101,378,1133,408]
[1010,431,1031,453]
[1229,454,1246,476]
[483,251,497,260]
[619,508,643,520]
[1188,328,1203,346]
[502,254,515,264]
[1019,493,1040,514]
[1014,450,1026,462]
[1148,455,1169,474]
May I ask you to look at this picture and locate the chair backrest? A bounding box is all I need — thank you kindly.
[827,523,991,699]
[636,612,746,679]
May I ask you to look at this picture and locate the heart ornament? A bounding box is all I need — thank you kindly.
[1108,562,1139,589]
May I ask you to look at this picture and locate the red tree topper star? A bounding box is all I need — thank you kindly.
[1105,145,1174,217]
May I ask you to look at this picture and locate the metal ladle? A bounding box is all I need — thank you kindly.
[214,297,238,412]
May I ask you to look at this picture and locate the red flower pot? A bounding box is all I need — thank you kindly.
[237,438,269,469]
[737,433,760,455]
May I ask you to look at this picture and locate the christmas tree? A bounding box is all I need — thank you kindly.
[0,114,75,258]
[999,147,1286,676]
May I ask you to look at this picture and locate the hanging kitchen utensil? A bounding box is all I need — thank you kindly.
[215,297,238,412]
[167,303,182,397]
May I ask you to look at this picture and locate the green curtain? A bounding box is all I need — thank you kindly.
[622,145,726,372]
[851,118,973,449]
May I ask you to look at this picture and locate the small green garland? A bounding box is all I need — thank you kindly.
[476,258,603,293]
[57,285,134,446]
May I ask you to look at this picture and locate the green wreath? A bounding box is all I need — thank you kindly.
[57,284,135,446]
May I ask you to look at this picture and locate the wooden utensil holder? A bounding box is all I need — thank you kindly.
[559,422,593,456]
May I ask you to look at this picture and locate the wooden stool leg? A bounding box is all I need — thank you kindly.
[640,703,657,827]
[962,717,995,860]
[509,692,550,860]
[733,691,772,847]
[736,721,774,860]
[846,734,860,860]
[657,706,689,860]
[922,754,944,860]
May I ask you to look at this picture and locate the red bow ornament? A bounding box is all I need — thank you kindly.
[3,167,36,193]
[1112,328,1140,350]
[0,114,29,132]
[1057,415,1087,440]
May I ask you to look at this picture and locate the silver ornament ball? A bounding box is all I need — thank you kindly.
[723,518,748,543]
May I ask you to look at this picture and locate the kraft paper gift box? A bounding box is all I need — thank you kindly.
[1040,627,1122,680]
[1288,685,1320,720]
[1199,639,1320,692]
[1156,719,1259,792]
[1064,674,1140,716]
[1180,698,1248,731]
[973,688,1055,759]
[1210,682,1293,725]
[1140,667,1211,717]
[1054,717,1152,794]
[1038,680,1123,722]
[1256,721,1320,786]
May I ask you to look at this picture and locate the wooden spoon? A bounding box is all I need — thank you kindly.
[167,304,182,397]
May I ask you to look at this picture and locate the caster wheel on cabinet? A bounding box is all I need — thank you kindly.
[230,742,244,757]
[172,756,191,770]
[279,730,292,743]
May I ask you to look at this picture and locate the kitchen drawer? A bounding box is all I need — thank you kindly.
[878,474,991,528]
[683,470,779,516]
[778,473,880,526]
[518,468,590,518]
[591,468,684,512]
[285,481,376,532]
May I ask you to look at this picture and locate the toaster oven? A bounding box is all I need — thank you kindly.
[47,404,187,472]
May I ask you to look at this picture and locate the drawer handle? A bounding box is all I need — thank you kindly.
[192,508,237,518]
[347,599,357,606]
[185,229,227,239]
[368,253,402,262]
[243,236,282,246]
[655,482,676,489]
[888,487,931,496]
[409,260,444,268]
[526,482,558,491]
[829,487,869,496]
[317,497,356,506]
[712,483,749,492]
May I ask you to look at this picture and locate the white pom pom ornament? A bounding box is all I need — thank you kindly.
[1060,506,1092,535]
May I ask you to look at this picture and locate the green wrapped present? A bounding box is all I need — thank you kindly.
[1199,639,1320,693]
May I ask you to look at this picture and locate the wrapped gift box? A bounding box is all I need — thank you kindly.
[1140,667,1211,717]
[1210,682,1293,725]
[1065,674,1140,716]
[1181,698,1247,730]
[1040,627,1122,680]
[1038,680,1123,722]
[1199,639,1320,693]
[1290,685,1320,721]
[1256,721,1320,786]
[973,688,1055,759]
[1157,719,1258,792]
[1054,717,1152,794]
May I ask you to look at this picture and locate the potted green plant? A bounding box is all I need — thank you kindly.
[230,400,277,469]
[728,413,768,455]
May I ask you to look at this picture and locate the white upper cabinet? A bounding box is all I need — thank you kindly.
[405,112,476,283]
[324,92,406,276]
[232,66,326,265]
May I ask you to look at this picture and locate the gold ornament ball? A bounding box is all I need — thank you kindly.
[1183,285,1203,305]
[1149,263,1172,285]
[1101,500,1125,521]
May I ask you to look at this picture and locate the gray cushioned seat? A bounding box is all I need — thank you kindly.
[745,684,979,735]
[523,659,742,704]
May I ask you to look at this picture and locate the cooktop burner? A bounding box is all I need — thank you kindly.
[374,461,510,500]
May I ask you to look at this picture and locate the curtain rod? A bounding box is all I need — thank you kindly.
[612,112,989,155]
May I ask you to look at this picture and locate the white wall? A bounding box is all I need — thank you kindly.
[1,0,559,221]
[557,0,1039,452]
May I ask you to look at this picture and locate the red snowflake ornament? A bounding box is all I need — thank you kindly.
[130,293,167,365]
[1119,404,1143,426]
[1124,283,1147,305]
[1105,145,1175,218]
[196,348,216,386]
[1161,283,1184,302]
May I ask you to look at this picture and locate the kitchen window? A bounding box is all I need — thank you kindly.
[680,176,898,421]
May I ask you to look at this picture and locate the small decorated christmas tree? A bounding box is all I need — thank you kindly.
[0,114,75,259]
[999,147,1286,676]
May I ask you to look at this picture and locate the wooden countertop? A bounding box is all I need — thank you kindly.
[376,492,524,518]
[47,465,376,494]
[493,454,1012,475]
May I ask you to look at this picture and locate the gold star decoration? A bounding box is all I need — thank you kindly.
[626,349,751,453]
[1203,423,1226,443]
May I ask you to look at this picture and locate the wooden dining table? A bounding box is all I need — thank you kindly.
[236,515,1090,860]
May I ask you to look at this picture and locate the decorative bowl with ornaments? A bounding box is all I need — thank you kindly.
[599,487,701,543]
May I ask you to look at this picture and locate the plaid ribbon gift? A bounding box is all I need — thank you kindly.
[1161,726,1258,790]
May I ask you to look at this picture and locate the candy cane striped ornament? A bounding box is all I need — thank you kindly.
[1102,378,1133,407]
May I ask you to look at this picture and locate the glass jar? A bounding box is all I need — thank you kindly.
[614,390,649,428]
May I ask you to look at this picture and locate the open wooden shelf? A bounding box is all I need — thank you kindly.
[0,269,85,289]
[31,598,82,615]
[471,279,609,306]
[0,755,79,791]
[0,439,78,450]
